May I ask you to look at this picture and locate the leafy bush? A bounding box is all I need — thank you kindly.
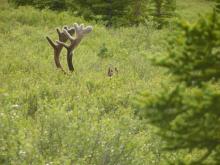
[97,43,113,59]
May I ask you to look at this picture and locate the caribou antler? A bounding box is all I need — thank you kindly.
[56,23,93,72]
[46,26,75,72]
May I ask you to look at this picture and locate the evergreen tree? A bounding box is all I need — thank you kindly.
[138,11,220,164]
[34,0,68,10]
[149,0,176,28]
[126,0,149,25]
[8,0,34,6]
[92,0,131,26]
[9,0,177,26]
[68,0,94,20]
[9,0,68,11]
[216,0,220,12]
[71,0,130,26]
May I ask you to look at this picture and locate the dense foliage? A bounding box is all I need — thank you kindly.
[138,10,220,164]
[0,1,165,164]
[150,0,176,28]
[72,0,131,26]
[0,0,216,164]
[216,0,220,12]
[8,0,176,26]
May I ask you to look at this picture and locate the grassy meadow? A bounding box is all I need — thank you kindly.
[0,0,214,164]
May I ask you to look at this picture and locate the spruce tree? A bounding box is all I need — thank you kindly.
[138,10,220,164]
[126,0,149,25]
[71,0,130,26]
[33,0,68,10]
[216,0,220,12]
[68,0,94,20]
[8,0,34,6]
[149,0,176,28]
[91,0,130,26]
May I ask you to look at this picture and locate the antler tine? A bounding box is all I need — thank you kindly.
[56,28,62,35]
[56,28,64,42]
[46,36,65,71]
[73,23,80,34]
[73,23,78,28]
[63,26,68,30]
[55,26,75,43]
[56,40,69,49]
[46,36,57,49]
[80,24,84,30]
[63,29,75,41]
[83,26,93,34]
[67,27,75,36]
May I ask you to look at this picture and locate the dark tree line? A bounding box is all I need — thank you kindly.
[8,0,176,27]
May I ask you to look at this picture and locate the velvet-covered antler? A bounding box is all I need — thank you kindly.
[46,26,75,73]
[56,23,93,72]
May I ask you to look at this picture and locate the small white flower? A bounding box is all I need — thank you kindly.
[46,162,53,165]
[19,150,26,156]
[11,104,20,109]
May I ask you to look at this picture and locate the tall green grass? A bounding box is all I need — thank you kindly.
[0,0,214,164]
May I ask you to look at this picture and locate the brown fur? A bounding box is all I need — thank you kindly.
[107,67,118,77]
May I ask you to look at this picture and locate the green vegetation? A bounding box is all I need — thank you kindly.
[216,0,220,11]
[138,5,220,165]
[0,2,167,164]
[0,0,218,164]
[9,0,176,26]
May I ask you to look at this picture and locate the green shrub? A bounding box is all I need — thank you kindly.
[138,11,220,164]
[97,43,113,59]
